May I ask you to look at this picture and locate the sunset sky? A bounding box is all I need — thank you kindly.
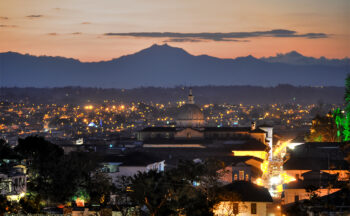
[0,0,349,62]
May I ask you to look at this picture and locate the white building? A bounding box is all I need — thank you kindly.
[101,152,165,185]
[0,165,27,201]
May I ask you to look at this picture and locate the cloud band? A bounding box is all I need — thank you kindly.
[104,29,328,42]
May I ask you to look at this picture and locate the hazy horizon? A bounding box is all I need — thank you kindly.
[2,43,350,64]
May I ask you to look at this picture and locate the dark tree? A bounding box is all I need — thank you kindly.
[0,139,18,160]
[14,136,104,205]
[129,170,171,216]
[87,171,114,206]
[19,195,41,214]
[15,136,64,202]
[306,113,339,142]
[49,151,101,203]
[128,160,225,216]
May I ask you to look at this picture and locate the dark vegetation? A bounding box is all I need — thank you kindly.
[0,136,231,215]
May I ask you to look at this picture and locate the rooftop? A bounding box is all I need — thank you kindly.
[220,181,273,202]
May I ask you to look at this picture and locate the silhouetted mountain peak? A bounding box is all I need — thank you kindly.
[235,55,261,63]
[150,43,170,48]
[284,51,303,57]
[122,43,191,61]
[261,51,350,66]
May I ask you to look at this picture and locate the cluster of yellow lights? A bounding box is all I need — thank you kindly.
[281,172,296,184]
[261,160,269,175]
[6,192,25,202]
[255,178,263,186]
[84,105,93,110]
[273,139,292,157]
[271,172,296,193]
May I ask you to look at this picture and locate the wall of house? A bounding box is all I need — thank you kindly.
[283,188,341,205]
[213,201,267,216]
[232,165,252,182]
[218,166,232,184]
[205,131,250,139]
[284,170,311,180]
[175,128,204,139]
[146,161,165,172]
[138,131,175,140]
[249,133,266,145]
[108,166,147,179]
[176,119,205,127]
[259,127,273,159]
[107,161,165,186]
[245,158,262,170]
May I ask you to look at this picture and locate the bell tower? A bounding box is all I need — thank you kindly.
[188,88,195,104]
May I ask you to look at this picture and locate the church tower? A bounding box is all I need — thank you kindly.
[175,87,205,127]
[188,88,195,104]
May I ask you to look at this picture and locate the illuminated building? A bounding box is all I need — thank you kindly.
[101,152,165,186]
[214,181,272,216]
[176,88,205,127]
[282,171,342,205]
[138,89,270,150]
[283,142,349,182]
[282,142,349,204]
[0,166,27,202]
[259,124,273,160]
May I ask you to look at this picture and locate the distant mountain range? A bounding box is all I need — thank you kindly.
[0,44,349,88]
[261,51,350,66]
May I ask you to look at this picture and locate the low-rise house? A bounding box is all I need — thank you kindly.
[101,152,165,185]
[219,157,263,184]
[282,188,350,215]
[0,166,26,201]
[214,181,273,216]
[231,161,262,183]
[282,170,343,205]
[283,142,349,181]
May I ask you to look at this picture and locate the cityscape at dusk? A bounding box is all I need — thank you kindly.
[0,0,350,216]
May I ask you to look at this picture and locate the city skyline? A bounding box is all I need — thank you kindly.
[1,1,350,214]
[0,0,349,61]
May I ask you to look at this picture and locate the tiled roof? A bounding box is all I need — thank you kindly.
[102,151,163,166]
[283,157,348,170]
[204,127,251,132]
[284,142,348,170]
[229,140,269,151]
[220,181,273,202]
[138,147,262,167]
[141,127,176,132]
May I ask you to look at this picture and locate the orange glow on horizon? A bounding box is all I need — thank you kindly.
[0,0,349,62]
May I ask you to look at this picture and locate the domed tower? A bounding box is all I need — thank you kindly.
[176,88,205,127]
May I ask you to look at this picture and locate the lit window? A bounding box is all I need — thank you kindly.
[234,174,238,181]
[245,174,249,181]
[239,170,244,180]
[251,203,257,214]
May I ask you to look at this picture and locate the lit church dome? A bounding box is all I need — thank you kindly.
[176,88,205,127]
